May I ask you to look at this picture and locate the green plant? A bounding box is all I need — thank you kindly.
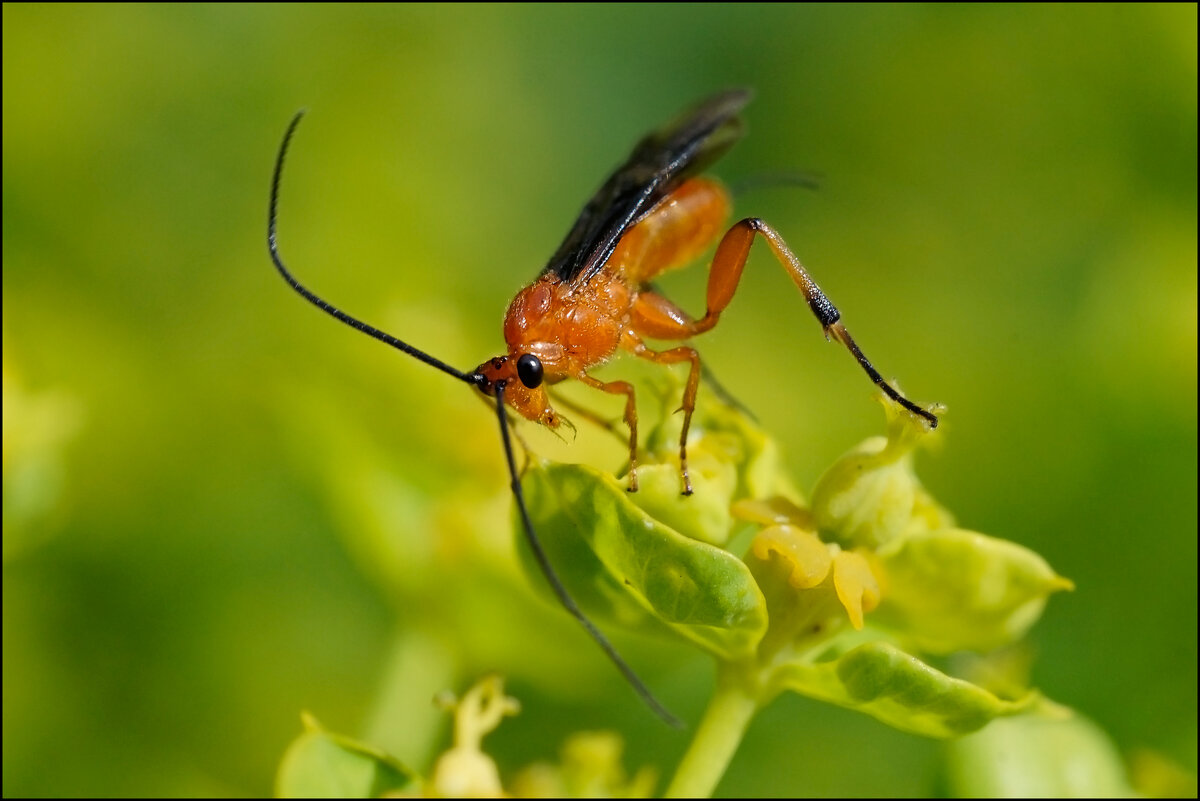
[275,387,1143,797]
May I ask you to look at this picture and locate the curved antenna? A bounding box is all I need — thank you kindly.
[269,111,678,725]
[268,110,482,387]
[495,382,683,729]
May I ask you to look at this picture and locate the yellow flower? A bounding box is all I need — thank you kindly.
[749,524,881,633]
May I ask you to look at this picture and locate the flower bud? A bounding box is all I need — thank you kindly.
[811,396,945,549]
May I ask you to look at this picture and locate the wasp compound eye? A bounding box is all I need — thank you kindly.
[516,354,544,389]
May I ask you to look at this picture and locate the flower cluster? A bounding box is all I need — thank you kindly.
[276,388,1084,798]
[518,393,1071,743]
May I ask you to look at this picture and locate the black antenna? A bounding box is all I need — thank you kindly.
[268,111,680,726]
[495,383,682,728]
[268,111,480,387]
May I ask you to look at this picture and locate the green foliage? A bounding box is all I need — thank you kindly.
[944,706,1137,798]
[515,396,1081,795]
[520,459,768,660]
[280,678,659,798]
[277,715,417,798]
[278,396,1115,797]
[773,641,1035,739]
[875,528,1073,654]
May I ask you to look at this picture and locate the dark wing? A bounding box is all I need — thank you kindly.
[542,88,752,286]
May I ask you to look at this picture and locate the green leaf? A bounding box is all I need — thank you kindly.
[518,458,768,660]
[276,714,417,798]
[874,529,1074,653]
[773,640,1035,738]
[943,705,1136,797]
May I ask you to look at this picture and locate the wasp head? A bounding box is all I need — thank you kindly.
[474,354,563,428]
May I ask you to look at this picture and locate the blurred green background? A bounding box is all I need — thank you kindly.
[3,4,1195,797]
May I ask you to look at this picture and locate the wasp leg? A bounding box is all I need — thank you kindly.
[624,296,708,495]
[614,320,703,496]
[640,282,758,421]
[671,218,939,428]
[576,375,641,492]
[641,346,701,496]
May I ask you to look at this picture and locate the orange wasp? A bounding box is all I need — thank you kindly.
[268,89,938,725]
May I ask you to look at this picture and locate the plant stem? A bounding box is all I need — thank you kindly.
[664,666,760,798]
